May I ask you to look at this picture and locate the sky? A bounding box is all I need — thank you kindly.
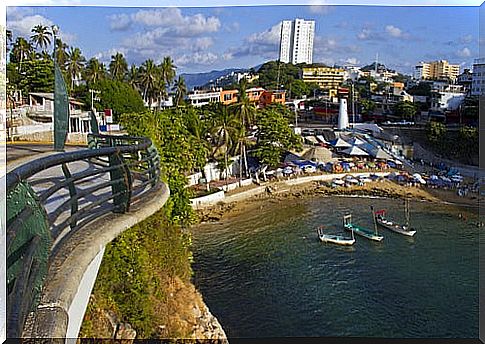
[5,4,482,75]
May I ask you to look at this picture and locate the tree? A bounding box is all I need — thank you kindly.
[127,64,140,90]
[11,37,33,71]
[160,56,176,88]
[407,82,431,97]
[119,108,209,226]
[289,79,309,98]
[84,57,105,85]
[65,47,86,89]
[93,79,145,119]
[54,38,69,70]
[8,59,55,95]
[393,100,417,120]
[173,76,187,106]
[210,103,239,187]
[360,98,376,116]
[30,25,52,53]
[138,59,159,107]
[230,78,257,178]
[109,52,128,81]
[253,107,302,167]
[427,121,446,143]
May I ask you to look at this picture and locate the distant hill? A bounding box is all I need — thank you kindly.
[180,68,247,91]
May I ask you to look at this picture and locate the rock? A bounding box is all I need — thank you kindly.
[115,322,136,340]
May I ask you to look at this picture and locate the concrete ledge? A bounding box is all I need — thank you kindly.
[23,182,170,338]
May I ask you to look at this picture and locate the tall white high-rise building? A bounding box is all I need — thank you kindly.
[279,18,315,65]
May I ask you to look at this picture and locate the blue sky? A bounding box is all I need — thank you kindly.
[6,4,481,74]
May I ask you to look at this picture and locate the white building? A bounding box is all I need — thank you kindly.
[279,18,315,65]
[187,89,221,107]
[472,58,485,96]
[430,84,466,111]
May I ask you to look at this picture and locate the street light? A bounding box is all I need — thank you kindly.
[51,25,59,59]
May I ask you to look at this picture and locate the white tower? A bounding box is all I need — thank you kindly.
[338,99,349,130]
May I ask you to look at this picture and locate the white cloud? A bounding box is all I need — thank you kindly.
[108,13,132,31]
[357,28,372,40]
[456,47,471,58]
[176,52,218,66]
[385,25,402,38]
[109,8,221,36]
[8,14,54,37]
[460,34,473,44]
[345,57,360,65]
[308,0,331,14]
[227,23,281,59]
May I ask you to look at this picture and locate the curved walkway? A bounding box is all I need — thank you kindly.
[22,182,170,338]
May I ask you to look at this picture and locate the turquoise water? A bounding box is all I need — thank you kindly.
[191,196,480,338]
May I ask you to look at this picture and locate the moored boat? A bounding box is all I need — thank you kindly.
[317,225,355,246]
[343,214,384,242]
[373,200,417,237]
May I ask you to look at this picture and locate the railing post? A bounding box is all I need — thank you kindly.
[61,164,78,229]
[6,182,51,338]
[108,151,132,213]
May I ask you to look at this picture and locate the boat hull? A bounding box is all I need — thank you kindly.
[319,235,355,246]
[344,225,384,242]
[376,219,416,237]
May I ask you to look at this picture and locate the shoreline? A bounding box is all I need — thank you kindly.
[196,178,482,224]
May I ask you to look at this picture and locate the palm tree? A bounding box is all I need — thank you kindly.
[230,78,257,179]
[173,76,187,107]
[84,57,105,85]
[30,24,52,53]
[12,37,33,72]
[39,51,52,61]
[210,104,239,188]
[65,47,86,89]
[160,56,177,88]
[109,52,128,81]
[54,38,68,69]
[127,64,139,90]
[138,59,159,108]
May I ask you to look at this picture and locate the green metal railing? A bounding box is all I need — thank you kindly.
[6,133,160,338]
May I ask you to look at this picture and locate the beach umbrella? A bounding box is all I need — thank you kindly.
[342,145,369,157]
[331,138,352,148]
[316,135,329,144]
[301,146,334,162]
[346,137,366,146]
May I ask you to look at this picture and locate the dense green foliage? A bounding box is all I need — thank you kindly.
[255,61,305,90]
[253,106,302,167]
[120,108,209,226]
[7,59,54,95]
[393,100,417,120]
[93,79,146,120]
[81,210,193,338]
[407,82,431,97]
[426,121,446,143]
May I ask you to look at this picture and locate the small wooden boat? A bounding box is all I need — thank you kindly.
[343,214,384,242]
[317,225,355,246]
[372,201,417,237]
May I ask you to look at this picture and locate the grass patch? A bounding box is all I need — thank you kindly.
[79,208,196,339]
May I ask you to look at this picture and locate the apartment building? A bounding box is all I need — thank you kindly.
[471,58,485,96]
[279,18,315,64]
[260,90,286,107]
[301,66,345,97]
[414,60,460,81]
[220,89,239,105]
[187,89,221,107]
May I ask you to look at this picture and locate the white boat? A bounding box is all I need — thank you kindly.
[373,200,417,237]
[317,225,355,246]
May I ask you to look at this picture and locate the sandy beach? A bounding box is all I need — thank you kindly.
[196,178,482,224]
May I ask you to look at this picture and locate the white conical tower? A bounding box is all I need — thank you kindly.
[337,98,349,130]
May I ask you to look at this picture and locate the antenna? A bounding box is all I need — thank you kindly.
[375,53,379,74]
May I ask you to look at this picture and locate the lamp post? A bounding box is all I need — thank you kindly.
[51,25,59,60]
